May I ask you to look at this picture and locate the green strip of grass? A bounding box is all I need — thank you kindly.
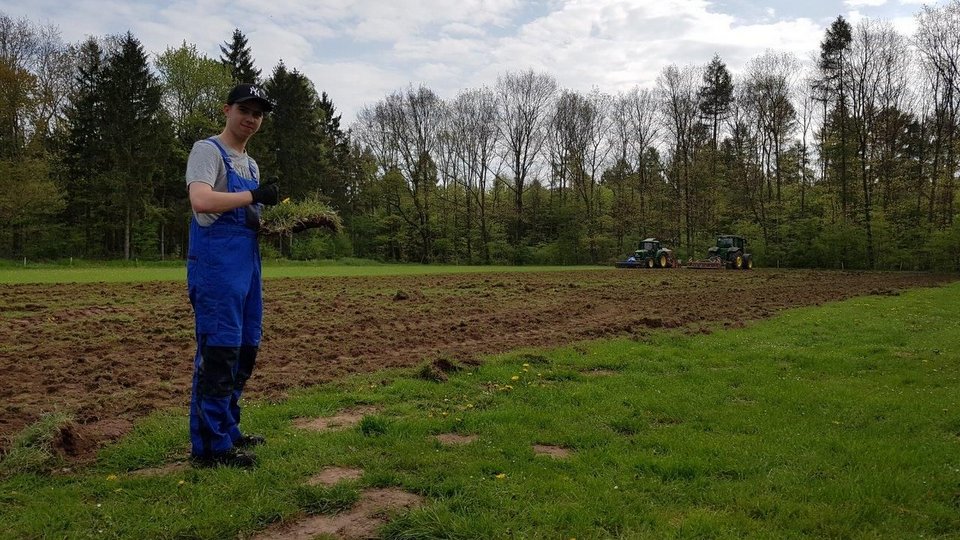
[2,284,958,538]
[0,262,607,284]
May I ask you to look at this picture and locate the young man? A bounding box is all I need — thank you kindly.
[185,83,279,467]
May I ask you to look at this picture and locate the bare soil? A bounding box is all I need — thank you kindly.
[251,487,424,540]
[292,406,380,432]
[306,466,364,487]
[533,444,572,459]
[434,433,479,445]
[1,268,954,459]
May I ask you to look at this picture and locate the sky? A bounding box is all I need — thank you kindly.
[0,0,945,126]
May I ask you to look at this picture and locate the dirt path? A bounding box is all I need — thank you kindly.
[1,268,953,457]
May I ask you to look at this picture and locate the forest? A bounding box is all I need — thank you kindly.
[2,3,960,270]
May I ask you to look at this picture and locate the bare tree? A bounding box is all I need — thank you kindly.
[847,20,910,267]
[745,51,798,208]
[626,87,660,238]
[495,69,557,258]
[354,85,443,261]
[448,87,500,262]
[657,64,701,256]
[915,1,960,227]
[728,78,769,246]
[553,88,612,261]
[796,74,818,215]
[609,90,636,253]
[0,15,72,155]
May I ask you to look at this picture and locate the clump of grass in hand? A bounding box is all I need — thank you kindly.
[0,412,73,478]
[260,195,342,237]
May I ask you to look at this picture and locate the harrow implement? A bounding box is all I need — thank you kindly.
[685,256,726,270]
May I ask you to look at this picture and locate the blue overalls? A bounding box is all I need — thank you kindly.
[187,138,263,458]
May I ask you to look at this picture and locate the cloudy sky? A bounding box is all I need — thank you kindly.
[1,0,944,125]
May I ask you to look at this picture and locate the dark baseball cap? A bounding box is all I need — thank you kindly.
[227,83,273,112]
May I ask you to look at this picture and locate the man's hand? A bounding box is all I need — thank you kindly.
[251,179,280,206]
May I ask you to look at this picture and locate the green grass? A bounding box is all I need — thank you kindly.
[0,261,607,284]
[2,284,959,538]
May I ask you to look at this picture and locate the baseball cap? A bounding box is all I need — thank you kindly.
[227,83,273,112]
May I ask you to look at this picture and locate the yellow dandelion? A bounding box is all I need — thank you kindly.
[178,480,186,486]
[511,375,520,381]
[495,473,507,480]
[282,197,291,204]
[522,363,530,368]
[105,474,118,481]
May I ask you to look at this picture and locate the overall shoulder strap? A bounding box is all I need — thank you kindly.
[203,138,234,171]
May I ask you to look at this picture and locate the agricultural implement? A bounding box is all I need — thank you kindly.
[686,234,753,270]
[615,238,680,268]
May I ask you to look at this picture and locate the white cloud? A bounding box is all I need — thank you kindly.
[0,0,936,125]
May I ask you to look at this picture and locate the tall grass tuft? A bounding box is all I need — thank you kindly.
[0,413,73,478]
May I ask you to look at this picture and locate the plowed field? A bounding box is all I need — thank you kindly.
[1,268,954,458]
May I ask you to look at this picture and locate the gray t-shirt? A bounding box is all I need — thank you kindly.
[185,135,261,227]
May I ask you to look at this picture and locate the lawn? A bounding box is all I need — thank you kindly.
[0,260,606,284]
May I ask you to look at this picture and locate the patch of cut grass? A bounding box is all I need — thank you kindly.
[0,262,606,284]
[1,283,959,538]
[0,413,73,478]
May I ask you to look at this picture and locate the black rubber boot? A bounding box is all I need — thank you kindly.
[191,448,257,469]
[235,434,266,448]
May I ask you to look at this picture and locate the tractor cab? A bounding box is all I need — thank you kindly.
[639,239,660,253]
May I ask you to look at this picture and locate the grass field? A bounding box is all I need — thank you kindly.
[0,261,606,284]
[1,282,958,538]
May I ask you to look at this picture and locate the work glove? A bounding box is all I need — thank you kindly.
[251,178,280,206]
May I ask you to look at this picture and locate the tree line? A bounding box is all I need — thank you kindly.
[3,5,960,270]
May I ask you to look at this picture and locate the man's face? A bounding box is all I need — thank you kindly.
[224,101,265,139]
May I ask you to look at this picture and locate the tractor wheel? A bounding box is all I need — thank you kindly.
[646,257,654,269]
[658,254,668,268]
[733,254,744,270]
[745,257,753,270]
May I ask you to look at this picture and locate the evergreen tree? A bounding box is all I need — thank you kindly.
[818,16,853,216]
[698,53,733,152]
[316,91,351,213]
[219,28,260,84]
[258,61,324,199]
[99,32,173,259]
[63,37,108,256]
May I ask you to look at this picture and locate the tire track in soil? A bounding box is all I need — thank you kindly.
[0,269,954,459]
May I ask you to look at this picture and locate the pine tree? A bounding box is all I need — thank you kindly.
[219,28,260,84]
[698,53,733,152]
[818,16,853,217]
[63,37,108,255]
[99,32,172,259]
[257,61,324,199]
[316,91,351,212]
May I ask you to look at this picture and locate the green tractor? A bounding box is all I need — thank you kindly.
[687,234,753,270]
[615,238,679,269]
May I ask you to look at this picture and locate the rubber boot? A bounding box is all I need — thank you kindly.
[190,344,240,458]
